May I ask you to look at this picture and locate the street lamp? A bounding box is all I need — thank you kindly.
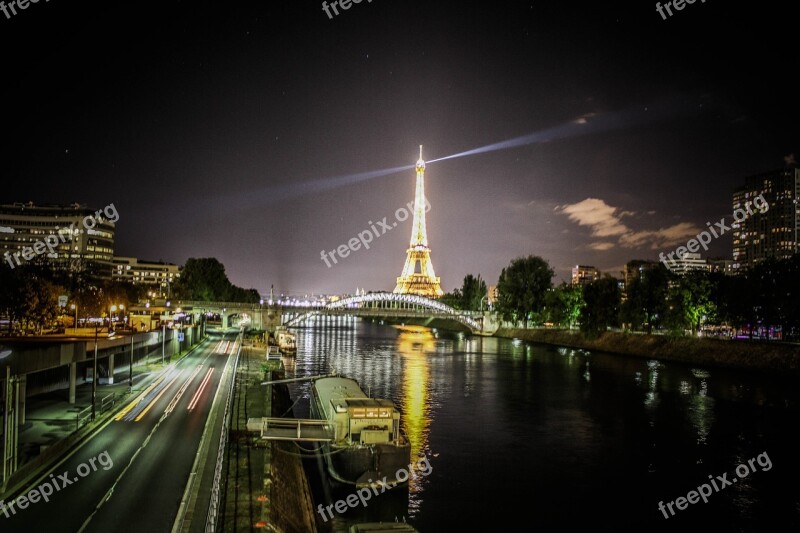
[128,309,134,390]
[162,321,166,366]
[70,303,78,334]
[91,323,116,421]
[92,322,99,421]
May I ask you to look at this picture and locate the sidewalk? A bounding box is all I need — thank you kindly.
[18,364,161,465]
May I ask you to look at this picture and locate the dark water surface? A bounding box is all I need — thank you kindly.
[284,319,800,532]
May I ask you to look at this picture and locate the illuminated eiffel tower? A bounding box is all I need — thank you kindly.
[393,146,444,298]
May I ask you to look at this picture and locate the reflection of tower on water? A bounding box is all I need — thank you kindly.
[396,330,434,494]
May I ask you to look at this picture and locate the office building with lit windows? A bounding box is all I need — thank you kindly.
[732,166,800,270]
[668,252,710,275]
[571,265,600,287]
[0,202,115,278]
[112,256,180,296]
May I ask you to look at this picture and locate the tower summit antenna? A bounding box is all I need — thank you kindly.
[419,145,423,160]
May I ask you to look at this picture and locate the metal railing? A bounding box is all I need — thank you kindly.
[247,417,336,441]
[204,332,241,532]
[74,392,117,430]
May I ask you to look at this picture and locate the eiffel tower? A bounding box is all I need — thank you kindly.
[393,146,444,298]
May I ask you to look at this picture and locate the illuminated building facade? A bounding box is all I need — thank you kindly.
[732,166,800,270]
[112,256,180,296]
[668,252,710,275]
[571,265,600,287]
[0,202,115,278]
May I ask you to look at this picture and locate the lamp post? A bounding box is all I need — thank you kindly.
[479,296,489,334]
[161,322,166,366]
[163,301,171,365]
[91,320,116,421]
[177,309,183,356]
[92,322,99,421]
[129,312,134,390]
[70,303,78,334]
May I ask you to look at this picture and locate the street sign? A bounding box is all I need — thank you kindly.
[58,295,68,308]
[178,332,185,342]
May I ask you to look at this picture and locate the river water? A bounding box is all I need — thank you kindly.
[284,319,800,532]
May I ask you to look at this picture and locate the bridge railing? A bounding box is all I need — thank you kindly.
[174,301,265,310]
[204,332,242,531]
[312,293,483,331]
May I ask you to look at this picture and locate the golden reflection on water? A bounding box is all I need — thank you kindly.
[395,327,434,493]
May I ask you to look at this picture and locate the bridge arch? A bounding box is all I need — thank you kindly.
[287,292,481,331]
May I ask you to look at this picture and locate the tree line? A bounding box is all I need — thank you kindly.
[0,257,259,335]
[459,254,800,340]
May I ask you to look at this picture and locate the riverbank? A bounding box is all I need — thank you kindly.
[494,328,800,374]
[221,348,317,532]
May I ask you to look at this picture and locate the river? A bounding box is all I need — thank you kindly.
[284,318,800,532]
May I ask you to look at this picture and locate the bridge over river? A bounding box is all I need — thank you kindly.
[159,293,497,335]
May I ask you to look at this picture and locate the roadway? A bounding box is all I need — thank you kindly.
[0,331,239,532]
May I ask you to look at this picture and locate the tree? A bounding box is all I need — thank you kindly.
[0,266,63,334]
[72,282,106,325]
[545,283,585,328]
[732,256,800,340]
[580,277,621,334]
[439,288,462,310]
[173,258,260,303]
[460,274,488,311]
[665,271,718,335]
[0,265,16,334]
[620,264,670,333]
[495,255,554,327]
[715,271,749,331]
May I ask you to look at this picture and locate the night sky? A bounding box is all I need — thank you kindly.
[2,0,798,296]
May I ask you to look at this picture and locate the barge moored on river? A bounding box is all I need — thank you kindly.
[311,376,410,488]
[274,326,297,354]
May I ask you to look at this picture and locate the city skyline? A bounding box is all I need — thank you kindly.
[2,1,798,295]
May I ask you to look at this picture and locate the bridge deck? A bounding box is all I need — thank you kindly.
[246,417,335,442]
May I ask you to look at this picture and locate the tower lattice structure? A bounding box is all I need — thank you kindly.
[393,146,444,298]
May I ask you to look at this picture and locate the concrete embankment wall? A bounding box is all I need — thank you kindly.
[495,328,800,373]
[223,353,317,532]
[267,380,318,532]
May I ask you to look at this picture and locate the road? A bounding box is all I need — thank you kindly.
[0,331,238,532]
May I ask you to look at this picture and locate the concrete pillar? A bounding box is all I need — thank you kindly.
[18,376,26,425]
[107,353,115,385]
[69,362,77,404]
